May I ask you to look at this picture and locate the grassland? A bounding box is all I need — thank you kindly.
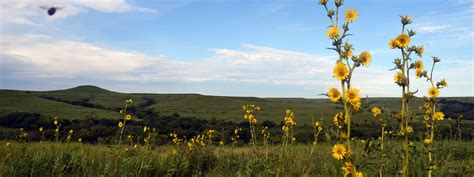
[1,141,472,176]
[1,85,472,124]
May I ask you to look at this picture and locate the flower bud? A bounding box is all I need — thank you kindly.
[407,29,416,37]
[342,23,349,31]
[400,15,412,25]
[432,56,441,63]
[335,0,343,7]
[327,10,335,18]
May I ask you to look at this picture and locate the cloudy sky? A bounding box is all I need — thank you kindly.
[0,0,472,98]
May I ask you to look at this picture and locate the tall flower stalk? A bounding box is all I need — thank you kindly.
[319,0,371,175]
[242,104,260,147]
[418,56,447,177]
[118,99,133,146]
[388,15,425,176]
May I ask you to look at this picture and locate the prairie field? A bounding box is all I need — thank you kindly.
[1,141,473,176]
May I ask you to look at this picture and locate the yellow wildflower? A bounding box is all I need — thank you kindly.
[39,127,43,132]
[125,114,132,120]
[396,34,410,48]
[434,112,444,121]
[428,87,439,97]
[354,171,364,177]
[333,61,349,80]
[371,107,382,117]
[332,144,347,160]
[328,87,341,102]
[358,51,372,66]
[440,79,448,87]
[423,138,432,145]
[341,162,353,174]
[414,60,423,70]
[394,71,403,85]
[344,88,361,106]
[118,121,124,128]
[415,69,423,78]
[388,39,398,49]
[344,9,358,22]
[326,26,340,39]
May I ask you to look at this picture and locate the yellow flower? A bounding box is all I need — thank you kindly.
[428,87,439,97]
[396,34,410,48]
[39,127,43,132]
[414,60,423,70]
[354,171,364,177]
[343,50,353,59]
[328,87,341,102]
[434,112,445,121]
[125,114,132,120]
[251,118,257,125]
[423,138,432,145]
[219,141,224,145]
[319,0,328,5]
[440,79,448,87]
[344,88,361,106]
[333,112,344,128]
[388,39,398,49]
[68,129,73,134]
[118,121,124,128]
[326,26,340,39]
[333,61,349,81]
[78,138,82,142]
[417,45,424,57]
[371,107,382,117]
[358,51,372,66]
[394,71,403,85]
[341,162,353,174]
[54,120,58,125]
[415,69,423,78]
[143,126,148,132]
[344,9,358,22]
[171,149,177,155]
[331,144,347,160]
[314,121,321,127]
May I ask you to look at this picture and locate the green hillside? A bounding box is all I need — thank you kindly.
[0,85,472,124]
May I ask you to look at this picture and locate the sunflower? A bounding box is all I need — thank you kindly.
[434,111,445,121]
[358,51,372,66]
[328,87,342,102]
[319,0,328,5]
[333,112,344,128]
[332,144,347,160]
[396,34,410,48]
[414,60,423,70]
[394,71,403,85]
[333,61,349,80]
[388,39,398,49]
[344,88,361,106]
[125,114,132,120]
[428,87,439,97]
[344,9,358,22]
[326,26,340,39]
[342,162,353,174]
[371,107,382,117]
[118,121,124,128]
[415,69,423,78]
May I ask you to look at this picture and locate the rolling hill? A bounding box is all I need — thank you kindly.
[0,85,472,124]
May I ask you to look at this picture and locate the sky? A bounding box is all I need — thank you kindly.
[0,0,472,98]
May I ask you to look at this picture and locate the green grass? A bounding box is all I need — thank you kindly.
[1,85,473,124]
[1,141,473,176]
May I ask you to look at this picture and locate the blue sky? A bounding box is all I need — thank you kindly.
[0,0,472,97]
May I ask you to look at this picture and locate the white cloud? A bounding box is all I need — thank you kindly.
[415,23,451,33]
[0,0,156,26]
[1,34,472,97]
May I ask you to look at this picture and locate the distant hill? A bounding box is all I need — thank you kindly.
[0,85,472,124]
